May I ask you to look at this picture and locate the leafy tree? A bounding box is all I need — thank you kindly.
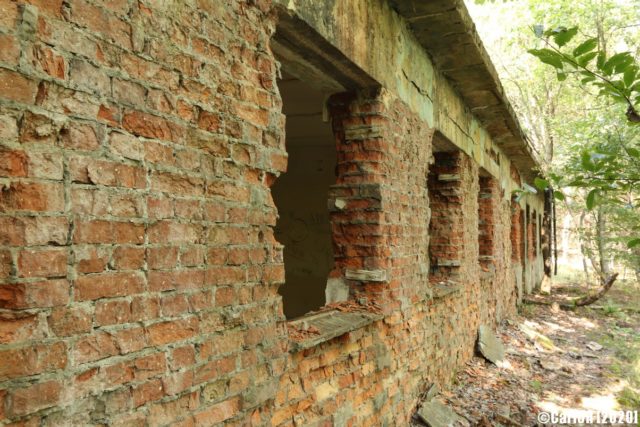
[466,0,640,280]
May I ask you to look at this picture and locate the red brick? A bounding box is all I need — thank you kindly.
[113,78,146,107]
[0,279,69,309]
[145,317,198,346]
[150,171,204,197]
[102,361,135,388]
[75,271,145,301]
[0,69,38,104]
[0,312,43,344]
[0,1,19,30]
[169,345,195,371]
[0,342,67,381]
[0,181,64,212]
[25,150,63,179]
[194,397,240,426]
[160,294,189,317]
[180,246,205,267]
[68,0,132,49]
[109,131,144,161]
[131,295,160,322]
[0,216,26,246]
[73,332,119,365]
[112,246,145,270]
[32,44,66,79]
[147,246,179,269]
[133,352,166,381]
[75,246,109,273]
[148,220,201,244]
[23,0,64,17]
[17,248,67,278]
[132,378,164,407]
[148,270,204,292]
[74,220,144,244]
[48,305,92,337]
[8,380,62,417]
[0,249,11,279]
[0,147,27,177]
[69,156,146,189]
[147,196,174,219]
[123,110,174,140]
[113,326,147,354]
[162,370,193,396]
[60,121,101,150]
[197,110,220,132]
[97,103,120,125]
[95,298,131,325]
[19,111,58,145]
[0,33,19,65]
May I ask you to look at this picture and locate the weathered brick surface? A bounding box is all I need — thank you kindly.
[0,0,545,425]
[0,0,286,424]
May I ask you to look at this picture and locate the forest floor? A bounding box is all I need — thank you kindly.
[419,270,640,426]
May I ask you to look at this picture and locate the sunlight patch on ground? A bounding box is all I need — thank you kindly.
[538,380,627,417]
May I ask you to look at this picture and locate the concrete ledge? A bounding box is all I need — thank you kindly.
[288,309,383,352]
[389,0,540,182]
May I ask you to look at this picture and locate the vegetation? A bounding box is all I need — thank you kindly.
[467,0,640,282]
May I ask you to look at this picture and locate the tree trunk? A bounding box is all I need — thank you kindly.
[579,211,591,285]
[596,207,610,278]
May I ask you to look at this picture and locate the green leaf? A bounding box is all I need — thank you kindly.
[624,66,637,88]
[586,189,598,210]
[552,26,578,47]
[534,177,549,190]
[603,52,633,75]
[581,75,596,84]
[573,38,598,57]
[627,147,640,158]
[557,71,567,81]
[528,48,564,70]
[581,151,595,172]
[627,238,640,248]
[553,191,565,201]
[577,52,598,67]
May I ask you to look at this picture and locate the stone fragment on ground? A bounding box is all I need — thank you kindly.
[586,341,603,351]
[477,325,505,365]
[417,401,467,427]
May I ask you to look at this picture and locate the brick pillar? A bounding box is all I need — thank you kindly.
[510,199,524,263]
[326,90,392,308]
[478,175,498,270]
[427,151,467,283]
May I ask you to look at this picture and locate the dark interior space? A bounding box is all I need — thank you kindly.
[272,73,337,319]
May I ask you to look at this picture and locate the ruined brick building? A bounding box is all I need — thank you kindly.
[0,0,548,425]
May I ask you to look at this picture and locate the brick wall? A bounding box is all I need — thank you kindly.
[271,93,518,426]
[1,1,537,425]
[0,1,289,424]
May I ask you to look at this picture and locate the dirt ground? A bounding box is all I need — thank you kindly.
[414,272,640,426]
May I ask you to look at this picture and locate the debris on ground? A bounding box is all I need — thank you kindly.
[286,323,320,341]
[586,341,603,351]
[477,325,506,365]
[417,401,468,427]
[413,278,640,426]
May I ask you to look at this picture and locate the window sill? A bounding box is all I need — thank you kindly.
[287,309,383,353]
